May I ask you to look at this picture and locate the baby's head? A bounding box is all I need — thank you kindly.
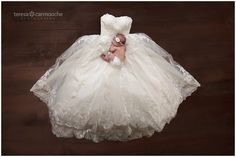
[112,33,126,47]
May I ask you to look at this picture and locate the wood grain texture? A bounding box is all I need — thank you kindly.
[2,2,234,155]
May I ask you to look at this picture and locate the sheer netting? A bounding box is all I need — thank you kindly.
[30,35,99,104]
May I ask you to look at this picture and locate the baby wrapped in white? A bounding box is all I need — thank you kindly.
[107,51,123,67]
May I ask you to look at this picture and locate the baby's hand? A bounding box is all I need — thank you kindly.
[100,54,109,62]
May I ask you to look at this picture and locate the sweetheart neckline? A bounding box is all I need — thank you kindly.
[101,13,132,21]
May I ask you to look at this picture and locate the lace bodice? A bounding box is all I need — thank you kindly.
[100,13,133,36]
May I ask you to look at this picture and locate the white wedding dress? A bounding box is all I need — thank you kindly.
[30,13,201,142]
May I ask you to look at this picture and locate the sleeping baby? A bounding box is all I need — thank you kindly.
[100,33,126,66]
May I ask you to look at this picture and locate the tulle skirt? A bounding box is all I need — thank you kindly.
[30,33,201,142]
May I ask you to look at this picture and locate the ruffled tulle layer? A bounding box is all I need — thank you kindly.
[30,33,200,142]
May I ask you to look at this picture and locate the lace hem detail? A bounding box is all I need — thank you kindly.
[30,72,200,143]
[32,75,199,143]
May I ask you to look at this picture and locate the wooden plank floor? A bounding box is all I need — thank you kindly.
[2,2,234,155]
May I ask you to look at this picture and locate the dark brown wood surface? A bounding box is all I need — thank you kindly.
[2,2,234,155]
